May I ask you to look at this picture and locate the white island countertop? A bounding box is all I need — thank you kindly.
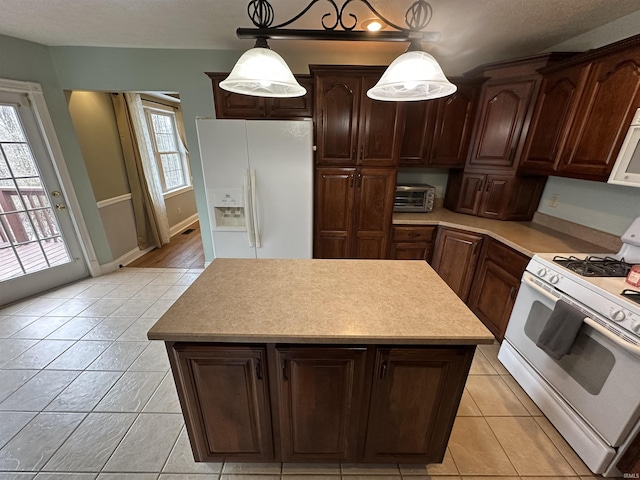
[148,258,494,345]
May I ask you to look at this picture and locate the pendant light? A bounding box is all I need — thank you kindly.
[367,40,457,101]
[219,38,306,98]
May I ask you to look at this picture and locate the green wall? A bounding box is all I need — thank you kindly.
[0,34,113,264]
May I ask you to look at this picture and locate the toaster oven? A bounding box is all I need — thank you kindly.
[394,184,436,212]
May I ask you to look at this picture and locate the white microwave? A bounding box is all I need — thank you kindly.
[608,107,640,188]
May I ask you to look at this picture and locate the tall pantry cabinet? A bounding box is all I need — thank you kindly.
[312,66,402,259]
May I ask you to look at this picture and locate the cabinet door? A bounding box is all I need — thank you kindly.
[358,75,403,167]
[519,64,590,174]
[267,76,314,118]
[430,82,479,167]
[562,53,640,180]
[315,74,361,166]
[398,101,434,167]
[363,347,474,463]
[431,228,483,302]
[314,167,356,259]
[171,344,273,461]
[468,239,528,340]
[276,347,366,462]
[478,175,512,219]
[207,73,266,119]
[352,168,396,259]
[455,173,485,216]
[467,78,538,169]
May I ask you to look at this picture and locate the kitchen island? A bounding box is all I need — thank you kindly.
[148,259,493,464]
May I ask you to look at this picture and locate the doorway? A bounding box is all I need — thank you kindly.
[0,87,88,305]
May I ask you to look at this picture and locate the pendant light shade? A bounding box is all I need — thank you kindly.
[367,50,457,101]
[220,43,306,98]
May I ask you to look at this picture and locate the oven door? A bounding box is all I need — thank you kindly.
[504,272,640,447]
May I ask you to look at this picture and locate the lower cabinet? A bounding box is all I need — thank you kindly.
[276,347,367,462]
[171,344,273,462]
[389,226,436,261]
[431,227,483,302]
[167,343,474,464]
[467,238,529,341]
[363,347,473,463]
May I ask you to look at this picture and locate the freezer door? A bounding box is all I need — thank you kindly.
[246,120,313,259]
[196,118,256,258]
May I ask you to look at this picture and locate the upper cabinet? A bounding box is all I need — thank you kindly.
[206,72,314,119]
[312,66,404,167]
[399,78,482,168]
[466,78,538,170]
[519,35,640,181]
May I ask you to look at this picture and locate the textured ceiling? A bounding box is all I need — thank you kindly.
[2,0,640,73]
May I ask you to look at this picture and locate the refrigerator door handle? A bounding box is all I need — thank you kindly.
[250,168,261,248]
[243,169,255,247]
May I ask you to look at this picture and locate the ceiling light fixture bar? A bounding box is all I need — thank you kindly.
[222,0,456,101]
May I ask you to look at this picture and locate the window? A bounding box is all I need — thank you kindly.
[143,102,191,194]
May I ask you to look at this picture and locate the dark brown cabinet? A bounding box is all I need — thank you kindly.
[170,344,273,462]
[445,172,547,221]
[206,72,313,119]
[275,347,367,462]
[519,36,640,181]
[168,342,475,464]
[467,238,529,341]
[399,79,481,168]
[363,347,473,463]
[431,228,483,302]
[466,78,538,170]
[314,167,396,259]
[313,66,404,167]
[389,226,436,261]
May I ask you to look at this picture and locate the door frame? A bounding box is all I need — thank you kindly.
[0,78,99,278]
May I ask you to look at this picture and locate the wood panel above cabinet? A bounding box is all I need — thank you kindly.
[206,72,313,119]
[398,78,483,168]
[312,66,404,167]
[519,34,640,181]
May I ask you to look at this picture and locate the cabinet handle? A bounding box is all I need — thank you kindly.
[281,359,289,380]
[352,147,356,160]
[360,145,364,160]
[485,181,491,192]
[477,181,483,192]
[349,174,354,188]
[380,361,388,379]
[255,358,263,380]
[408,232,420,238]
[357,172,362,187]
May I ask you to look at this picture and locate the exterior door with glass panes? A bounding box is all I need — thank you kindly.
[0,89,87,306]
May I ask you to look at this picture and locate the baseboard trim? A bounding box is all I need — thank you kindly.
[170,214,199,237]
[99,245,155,274]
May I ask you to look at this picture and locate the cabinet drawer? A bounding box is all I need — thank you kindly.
[392,226,436,242]
[485,238,529,278]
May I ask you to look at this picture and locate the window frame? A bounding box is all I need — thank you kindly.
[142,101,192,196]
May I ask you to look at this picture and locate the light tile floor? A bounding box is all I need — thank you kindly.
[0,267,617,479]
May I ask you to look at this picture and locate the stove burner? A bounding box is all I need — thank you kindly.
[553,255,633,277]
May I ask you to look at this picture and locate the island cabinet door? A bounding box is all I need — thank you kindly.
[171,344,273,461]
[275,347,367,462]
[363,347,474,463]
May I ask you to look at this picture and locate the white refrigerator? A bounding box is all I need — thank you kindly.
[196,118,313,259]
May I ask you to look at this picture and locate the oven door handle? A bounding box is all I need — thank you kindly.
[523,273,640,357]
[522,272,559,303]
[583,317,640,357]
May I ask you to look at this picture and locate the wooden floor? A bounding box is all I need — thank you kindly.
[127,221,205,269]
[0,240,70,281]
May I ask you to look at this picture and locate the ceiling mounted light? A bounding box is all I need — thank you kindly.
[220,38,306,97]
[362,19,383,32]
[226,0,447,101]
